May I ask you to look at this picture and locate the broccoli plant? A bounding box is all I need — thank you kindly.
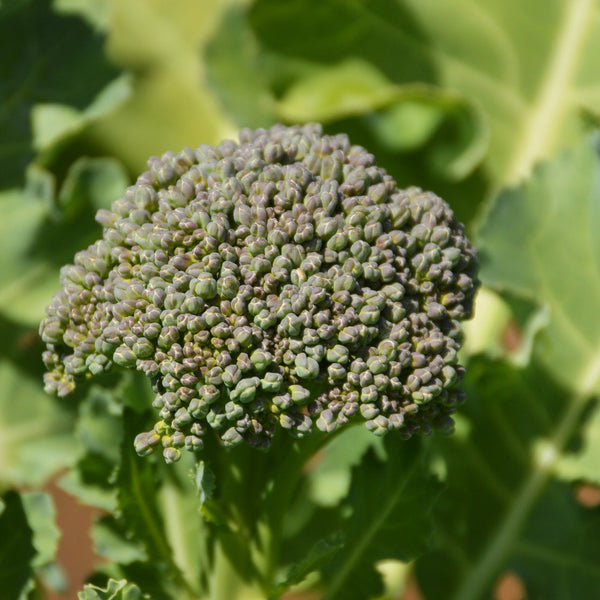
[35,124,477,599]
[4,2,600,599]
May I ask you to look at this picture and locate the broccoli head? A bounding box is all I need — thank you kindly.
[40,123,478,463]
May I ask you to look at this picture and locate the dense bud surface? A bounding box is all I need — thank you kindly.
[40,124,478,462]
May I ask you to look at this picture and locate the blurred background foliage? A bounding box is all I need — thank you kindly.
[2,0,600,599]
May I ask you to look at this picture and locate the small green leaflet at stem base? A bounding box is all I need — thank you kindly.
[268,533,343,600]
[77,578,147,600]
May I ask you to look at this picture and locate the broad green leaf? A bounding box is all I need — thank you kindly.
[0,185,56,325]
[509,482,600,598]
[92,516,146,565]
[59,385,124,510]
[275,59,398,123]
[204,4,279,129]
[0,155,127,325]
[320,436,441,600]
[0,0,33,14]
[87,0,234,174]
[78,578,146,600]
[149,454,209,597]
[0,0,122,188]
[269,534,343,600]
[415,357,600,600]
[32,74,132,154]
[305,425,377,507]
[250,0,600,188]
[21,492,59,568]
[22,492,67,594]
[54,0,111,31]
[555,400,600,485]
[0,491,36,600]
[58,156,129,220]
[276,63,489,180]
[478,136,600,395]
[0,359,81,488]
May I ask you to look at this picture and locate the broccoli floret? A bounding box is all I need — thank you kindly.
[40,123,478,463]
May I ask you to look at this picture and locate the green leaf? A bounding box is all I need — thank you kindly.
[22,492,66,594]
[0,491,36,600]
[250,0,600,187]
[0,185,56,325]
[415,357,600,599]
[269,534,343,600]
[77,578,146,600]
[276,58,397,123]
[58,156,129,218]
[0,359,81,489]
[0,154,128,326]
[87,0,233,174]
[509,482,600,598]
[0,0,122,188]
[92,516,146,565]
[204,4,278,129]
[478,136,600,395]
[32,74,132,154]
[58,385,124,510]
[276,63,488,180]
[305,425,378,507]
[321,436,441,600]
[555,400,600,485]
[21,492,59,568]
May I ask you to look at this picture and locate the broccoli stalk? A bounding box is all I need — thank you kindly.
[40,123,478,599]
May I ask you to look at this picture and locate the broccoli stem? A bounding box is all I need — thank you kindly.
[211,540,264,600]
[206,430,331,598]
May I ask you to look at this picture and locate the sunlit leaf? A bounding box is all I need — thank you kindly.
[0,0,123,188]
[0,360,81,488]
[478,136,600,395]
[250,0,600,187]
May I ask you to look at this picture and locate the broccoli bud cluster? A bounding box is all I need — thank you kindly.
[40,124,478,463]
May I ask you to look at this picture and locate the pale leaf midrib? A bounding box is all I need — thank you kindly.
[503,0,595,183]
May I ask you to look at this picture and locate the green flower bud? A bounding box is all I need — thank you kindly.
[113,344,137,368]
[231,377,260,403]
[294,353,319,379]
[222,427,243,447]
[365,415,389,436]
[367,355,388,374]
[251,349,273,372]
[326,344,349,364]
[360,385,379,403]
[163,447,182,463]
[193,273,217,299]
[272,393,293,410]
[289,384,311,405]
[261,371,284,392]
[316,409,337,433]
[133,338,154,359]
[328,363,346,380]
